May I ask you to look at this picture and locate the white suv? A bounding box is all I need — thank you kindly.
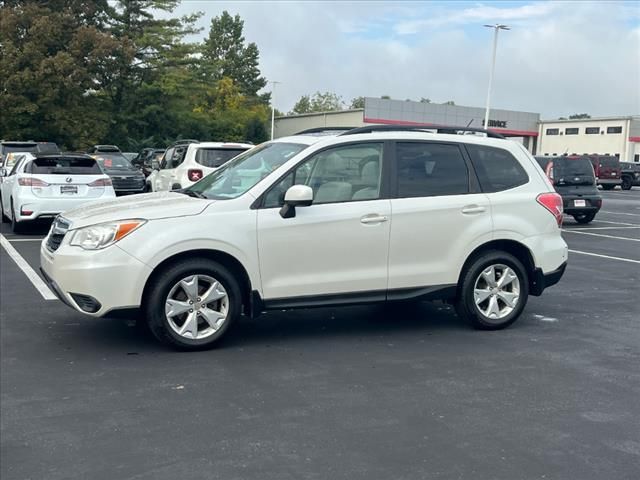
[148,140,253,192]
[40,126,568,350]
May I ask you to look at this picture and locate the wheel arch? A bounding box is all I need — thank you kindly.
[142,249,254,316]
[457,239,537,292]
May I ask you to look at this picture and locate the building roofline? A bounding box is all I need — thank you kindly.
[540,115,640,123]
[275,109,364,120]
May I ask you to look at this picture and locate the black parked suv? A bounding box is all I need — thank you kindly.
[535,156,602,224]
[1,140,60,167]
[87,145,146,195]
[620,162,640,190]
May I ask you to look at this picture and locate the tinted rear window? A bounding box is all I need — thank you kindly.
[554,158,594,177]
[467,145,529,192]
[195,148,248,168]
[599,157,619,168]
[28,158,101,175]
[2,144,38,154]
[36,143,60,154]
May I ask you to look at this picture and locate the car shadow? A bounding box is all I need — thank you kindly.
[67,301,469,353]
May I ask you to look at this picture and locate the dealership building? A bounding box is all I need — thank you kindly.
[537,116,640,162]
[274,98,639,161]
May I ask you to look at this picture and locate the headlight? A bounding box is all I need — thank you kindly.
[69,219,146,250]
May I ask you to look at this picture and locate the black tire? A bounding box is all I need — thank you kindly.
[601,184,615,190]
[0,197,9,223]
[145,258,242,350]
[621,176,632,191]
[144,182,151,193]
[10,199,25,234]
[455,250,529,330]
[573,212,596,224]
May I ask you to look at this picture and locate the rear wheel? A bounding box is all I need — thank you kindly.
[0,197,9,223]
[601,184,615,190]
[455,251,529,330]
[573,212,596,224]
[145,259,242,350]
[621,176,632,190]
[10,199,26,234]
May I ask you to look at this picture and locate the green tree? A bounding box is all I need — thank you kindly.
[381,95,391,99]
[290,91,343,114]
[350,96,365,109]
[420,98,431,103]
[568,113,590,119]
[443,100,455,105]
[201,11,267,101]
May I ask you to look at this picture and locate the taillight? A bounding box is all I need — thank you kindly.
[537,192,563,227]
[88,178,112,187]
[18,177,49,187]
[188,169,203,182]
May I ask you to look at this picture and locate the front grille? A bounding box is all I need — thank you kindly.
[111,176,144,190]
[46,217,70,252]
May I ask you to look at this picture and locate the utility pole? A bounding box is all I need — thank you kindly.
[483,24,510,130]
[270,81,281,140]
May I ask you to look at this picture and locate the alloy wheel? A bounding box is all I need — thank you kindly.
[473,264,521,321]
[165,274,229,340]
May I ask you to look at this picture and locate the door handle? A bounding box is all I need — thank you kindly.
[461,205,486,215]
[360,214,388,224]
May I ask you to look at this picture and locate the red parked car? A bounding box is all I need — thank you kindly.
[584,155,622,190]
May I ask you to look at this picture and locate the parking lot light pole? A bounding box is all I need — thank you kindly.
[483,24,510,130]
[270,81,281,140]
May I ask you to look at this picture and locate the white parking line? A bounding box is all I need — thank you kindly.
[569,249,640,264]
[563,230,640,242]
[0,234,56,300]
[600,211,640,217]
[590,220,640,227]
[566,226,640,230]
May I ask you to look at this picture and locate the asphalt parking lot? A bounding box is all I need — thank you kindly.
[1,190,639,480]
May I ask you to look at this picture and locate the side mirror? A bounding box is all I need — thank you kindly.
[280,185,313,219]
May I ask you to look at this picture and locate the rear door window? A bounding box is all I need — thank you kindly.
[27,158,102,175]
[195,148,248,168]
[395,142,469,197]
[160,147,175,169]
[466,144,529,192]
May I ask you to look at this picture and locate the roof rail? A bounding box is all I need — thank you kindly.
[339,124,506,139]
[295,127,357,136]
[173,139,199,145]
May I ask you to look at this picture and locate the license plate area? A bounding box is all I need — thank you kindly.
[574,199,586,207]
[60,185,78,194]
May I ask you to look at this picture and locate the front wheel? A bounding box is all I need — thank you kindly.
[145,259,242,350]
[621,176,632,190]
[455,251,529,330]
[573,212,596,224]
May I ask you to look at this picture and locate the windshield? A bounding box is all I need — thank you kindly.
[92,153,133,169]
[188,142,307,199]
[195,148,249,168]
[554,158,595,178]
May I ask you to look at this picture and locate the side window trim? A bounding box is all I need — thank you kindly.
[253,140,392,209]
[389,140,473,199]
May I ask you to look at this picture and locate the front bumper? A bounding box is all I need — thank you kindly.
[598,178,621,186]
[530,261,567,296]
[40,239,152,317]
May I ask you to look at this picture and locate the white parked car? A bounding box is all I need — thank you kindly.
[41,126,568,350]
[1,153,115,233]
[147,140,253,192]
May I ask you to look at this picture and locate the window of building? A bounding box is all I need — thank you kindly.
[635,154,639,162]
[545,128,560,135]
[607,126,622,134]
[466,144,529,192]
[565,128,579,135]
[396,143,469,198]
[585,127,600,134]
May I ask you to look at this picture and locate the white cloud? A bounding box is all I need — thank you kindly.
[172,1,640,117]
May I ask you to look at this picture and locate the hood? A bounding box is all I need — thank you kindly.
[61,191,212,229]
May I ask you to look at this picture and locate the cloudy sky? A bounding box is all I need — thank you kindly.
[171,0,639,119]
